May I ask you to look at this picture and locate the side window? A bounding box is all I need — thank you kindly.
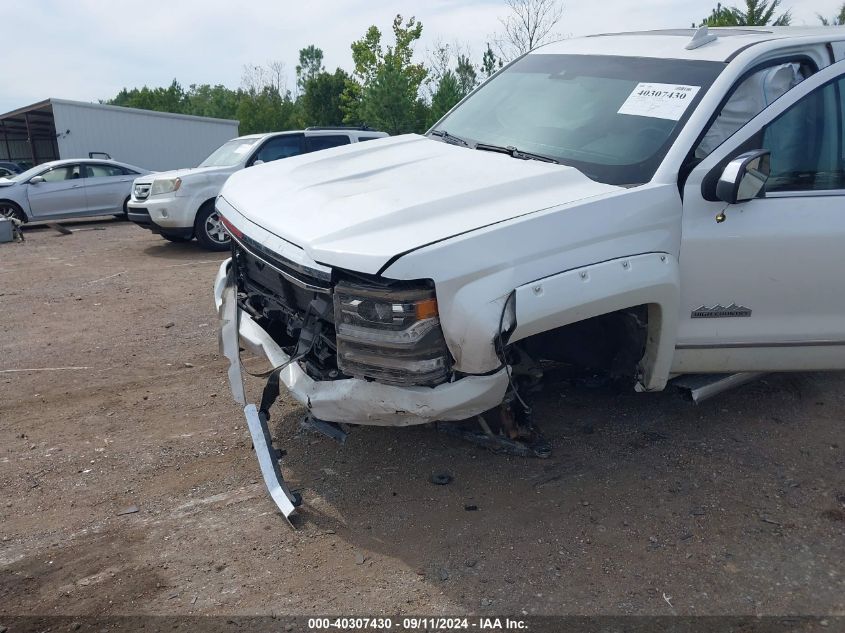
[304,135,351,153]
[357,136,383,142]
[760,77,842,192]
[695,62,809,160]
[252,136,303,164]
[86,164,124,178]
[41,165,81,182]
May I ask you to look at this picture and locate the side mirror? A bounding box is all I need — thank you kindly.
[252,159,264,166]
[29,175,45,184]
[716,150,770,204]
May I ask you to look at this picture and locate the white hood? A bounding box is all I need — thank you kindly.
[221,134,621,274]
[136,165,232,182]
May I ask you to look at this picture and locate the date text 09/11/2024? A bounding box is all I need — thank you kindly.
[307,617,528,630]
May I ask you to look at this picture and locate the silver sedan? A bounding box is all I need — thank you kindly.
[0,159,150,223]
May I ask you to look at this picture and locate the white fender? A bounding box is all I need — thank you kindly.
[510,253,679,391]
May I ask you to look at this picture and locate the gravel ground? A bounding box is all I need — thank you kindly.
[0,219,843,617]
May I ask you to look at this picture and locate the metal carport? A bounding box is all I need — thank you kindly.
[0,98,239,171]
[0,100,60,167]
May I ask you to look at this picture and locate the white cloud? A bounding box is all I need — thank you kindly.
[2,0,842,112]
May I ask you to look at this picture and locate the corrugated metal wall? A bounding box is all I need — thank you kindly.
[53,100,239,171]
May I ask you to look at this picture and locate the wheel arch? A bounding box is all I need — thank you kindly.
[509,253,679,391]
[0,199,28,222]
[196,196,218,217]
[193,196,230,251]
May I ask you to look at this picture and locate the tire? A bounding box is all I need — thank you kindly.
[194,202,231,251]
[161,233,191,243]
[0,201,26,223]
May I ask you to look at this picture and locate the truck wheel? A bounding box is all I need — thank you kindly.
[194,202,231,251]
[0,201,26,222]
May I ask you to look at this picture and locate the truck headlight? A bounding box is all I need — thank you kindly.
[333,281,450,386]
[150,177,182,196]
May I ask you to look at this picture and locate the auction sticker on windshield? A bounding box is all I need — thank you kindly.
[617,83,701,120]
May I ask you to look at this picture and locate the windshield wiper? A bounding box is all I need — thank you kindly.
[430,129,470,147]
[474,142,560,164]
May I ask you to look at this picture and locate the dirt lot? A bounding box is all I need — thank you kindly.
[1,219,843,617]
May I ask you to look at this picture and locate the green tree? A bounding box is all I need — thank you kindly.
[425,50,478,127]
[183,84,241,120]
[342,15,428,133]
[428,70,463,126]
[818,2,845,24]
[360,58,418,134]
[296,45,325,94]
[236,87,297,135]
[350,25,385,85]
[455,54,478,95]
[300,68,349,126]
[109,79,187,113]
[698,0,791,26]
[481,43,502,78]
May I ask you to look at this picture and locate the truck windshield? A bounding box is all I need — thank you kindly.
[199,139,260,167]
[432,54,725,185]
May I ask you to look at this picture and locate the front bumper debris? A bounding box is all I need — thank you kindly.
[214,259,508,426]
[215,258,508,520]
[218,265,299,522]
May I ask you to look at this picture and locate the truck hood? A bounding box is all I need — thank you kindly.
[221,134,621,274]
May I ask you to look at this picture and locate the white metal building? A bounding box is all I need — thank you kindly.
[0,98,239,171]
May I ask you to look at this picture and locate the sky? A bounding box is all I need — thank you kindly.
[2,0,844,113]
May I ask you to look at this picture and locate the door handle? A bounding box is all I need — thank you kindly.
[72,184,83,188]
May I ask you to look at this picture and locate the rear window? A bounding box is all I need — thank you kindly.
[86,164,124,178]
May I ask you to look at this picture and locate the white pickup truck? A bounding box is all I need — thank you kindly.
[215,26,845,519]
[127,127,387,250]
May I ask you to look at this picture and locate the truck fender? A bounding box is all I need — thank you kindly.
[509,253,679,391]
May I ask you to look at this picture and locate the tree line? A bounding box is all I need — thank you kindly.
[108,14,504,136]
[107,0,844,136]
[105,0,568,135]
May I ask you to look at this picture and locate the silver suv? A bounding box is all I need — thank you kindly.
[127,127,388,250]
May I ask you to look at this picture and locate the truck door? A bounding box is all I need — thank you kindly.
[676,61,845,373]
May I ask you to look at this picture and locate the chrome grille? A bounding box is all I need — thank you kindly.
[133,183,151,200]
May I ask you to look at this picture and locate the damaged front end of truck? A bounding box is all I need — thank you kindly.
[214,209,530,522]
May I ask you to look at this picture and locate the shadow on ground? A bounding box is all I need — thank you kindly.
[264,371,845,614]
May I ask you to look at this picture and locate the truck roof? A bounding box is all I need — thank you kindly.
[538,26,845,62]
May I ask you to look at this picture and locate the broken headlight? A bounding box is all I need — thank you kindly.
[333,281,450,386]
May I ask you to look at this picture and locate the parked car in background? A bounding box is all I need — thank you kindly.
[0,166,16,179]
[0,159,149,223]
[127,127,388,251]
[0,161,26,175]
